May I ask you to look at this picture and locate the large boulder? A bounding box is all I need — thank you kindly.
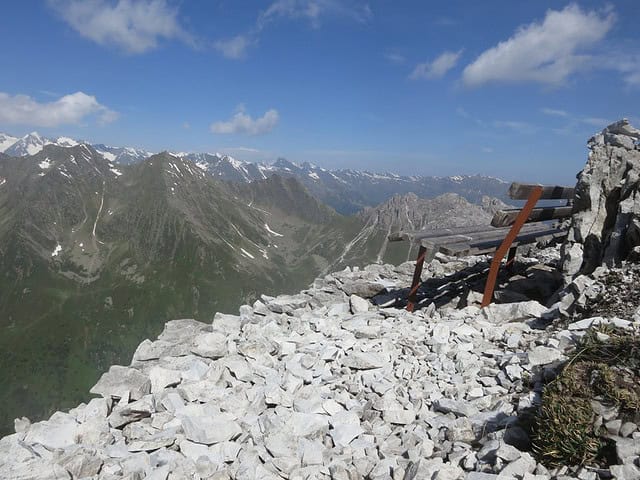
[561,119,640,282]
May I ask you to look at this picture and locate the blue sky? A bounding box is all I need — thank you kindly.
[1,0,639,183]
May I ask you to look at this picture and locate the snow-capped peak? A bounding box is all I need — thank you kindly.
[0,133,19,153]
[5,132,53,156]
[55,137,79,147]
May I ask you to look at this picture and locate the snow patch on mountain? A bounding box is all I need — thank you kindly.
[38,158,52,170]
[264,223,284,237]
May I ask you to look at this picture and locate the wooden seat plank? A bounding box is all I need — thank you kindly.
[416,223,553,249]
[508,183,575,200]
[388,225,501,243]
[491,205,573,227]
[439,227,567,257]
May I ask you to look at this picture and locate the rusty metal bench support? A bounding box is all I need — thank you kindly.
[407,245,427,312]
[481,185,543,307]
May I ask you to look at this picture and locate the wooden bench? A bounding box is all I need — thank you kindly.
[389,183,575,311]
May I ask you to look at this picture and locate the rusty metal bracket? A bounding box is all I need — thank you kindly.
[406,245,427,312]
[481,186,543,307]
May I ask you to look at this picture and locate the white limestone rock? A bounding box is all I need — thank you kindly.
[90,365,151,400]
[212,312,242,335]
[329,410,363,447]
[180,414,242,445]
[149,366,182,393]
[191,332,228,359]
[527,346,565,366]
[23,412,78,450]
[349,294,370,314]
[481,301,547,323]
[343,351,388,370]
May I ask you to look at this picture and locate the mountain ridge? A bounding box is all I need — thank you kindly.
[0,131,510,214]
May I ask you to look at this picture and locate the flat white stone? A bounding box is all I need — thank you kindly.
[527,346,564,366]
[329,410,363,447]
[212,312,242,334]
[191,332,228,359]
[90,365,150,400]
[432,324,450,344]
[343,351,388,370]
[349,295,369,314]
[23,412,79,450]
[382,409,415,425]
[180,415,242,445]
[290,412,329,437]
[149,366,182,393]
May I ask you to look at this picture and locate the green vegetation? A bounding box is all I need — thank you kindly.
[533,327,640,467]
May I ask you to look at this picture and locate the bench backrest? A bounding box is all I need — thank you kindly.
[491,183,574,227]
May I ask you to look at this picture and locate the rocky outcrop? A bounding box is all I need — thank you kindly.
[358,192,507,232]
[2,245,639,479]
[561,119,640,282]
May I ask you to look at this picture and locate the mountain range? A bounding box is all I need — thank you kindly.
[0,131,510,214]
[0,135,509,435]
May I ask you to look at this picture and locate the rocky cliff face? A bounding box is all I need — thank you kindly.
[358,192,508,232]
[561,119,640,281]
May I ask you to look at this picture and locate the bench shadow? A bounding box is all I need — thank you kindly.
[372,258,562,311]
[372,260,493,310]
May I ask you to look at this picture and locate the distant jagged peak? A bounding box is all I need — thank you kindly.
[1,132,94,157]
[272,157,300,170]
[360,191,497,231]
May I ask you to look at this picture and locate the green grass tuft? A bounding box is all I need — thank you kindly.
[532,327,640,467]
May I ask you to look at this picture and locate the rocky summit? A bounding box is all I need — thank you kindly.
[1,121,640,480]
[1,250,639,480]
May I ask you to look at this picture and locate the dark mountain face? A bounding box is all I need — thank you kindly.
[0,148,369,434]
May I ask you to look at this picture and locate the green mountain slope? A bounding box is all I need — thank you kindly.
[0,147,366,435]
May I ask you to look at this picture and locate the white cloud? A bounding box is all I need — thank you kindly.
[624,70,640,86]
[0,91,118,127]
[211,106,279,135]
[216,0,371,60]
[456,107,485,127]
[580,117,610,127]
[541,108,569,117]
[462,4,615,86]
[599,53,640,87]
[49,0,193,54]
[214,35,252,59]
[224,146,261,153]
[482,147,494,153]
[258,0,372,29]
[410,50,462,80]
[493,120,535,134]
[384,51,406,65]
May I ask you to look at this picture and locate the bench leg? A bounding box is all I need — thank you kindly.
[506,246,517,271]
[407,245,427,312]
[482,186,543,308]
